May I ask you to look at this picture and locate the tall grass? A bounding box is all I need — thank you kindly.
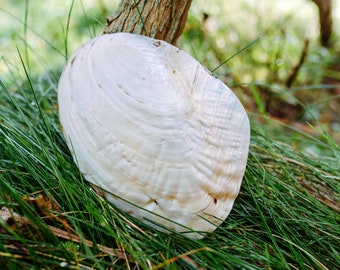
[1,0,339,269]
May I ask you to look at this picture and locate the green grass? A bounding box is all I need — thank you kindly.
[1,0,339,269]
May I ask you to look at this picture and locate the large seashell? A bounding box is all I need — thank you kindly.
[58,33,250,239]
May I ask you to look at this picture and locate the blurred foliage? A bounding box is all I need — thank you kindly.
[181,0,340,142]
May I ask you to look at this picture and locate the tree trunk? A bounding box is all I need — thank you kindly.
[311,0,333,47]
[104,0,192,45]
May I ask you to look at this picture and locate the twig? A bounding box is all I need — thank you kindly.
[152,247,211,269]
[285,39,309,87]
[0,207,130,261]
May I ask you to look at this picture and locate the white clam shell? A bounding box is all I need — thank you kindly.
[58,33,250,238]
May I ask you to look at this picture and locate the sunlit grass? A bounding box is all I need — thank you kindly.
[0,0,118,83]
[1,0,339,269]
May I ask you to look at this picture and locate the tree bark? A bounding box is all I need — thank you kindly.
[311,0,333,47]
[104,0,192,45]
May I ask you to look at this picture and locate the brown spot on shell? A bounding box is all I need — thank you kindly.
[214,168,223,179]
[146,197,159,206]
[70,56,76,66]
[166,194,176,201]
[152,41,161,47]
